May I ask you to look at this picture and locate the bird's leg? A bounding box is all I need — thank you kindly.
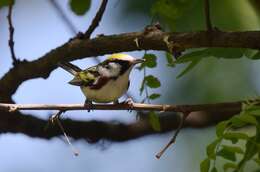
[84,99,93,112]
[121,97,134,112]
[113,99,119,104]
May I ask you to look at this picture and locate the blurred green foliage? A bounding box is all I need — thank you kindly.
[201,102,260,171]
[69,0,91,16]
[120,0,260,171]
[63,0,260,171]
[0,0,14,8]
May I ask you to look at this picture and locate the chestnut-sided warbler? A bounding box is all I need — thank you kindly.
[59,54,144,104]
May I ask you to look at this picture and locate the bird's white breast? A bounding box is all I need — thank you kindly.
[80,69,131,103]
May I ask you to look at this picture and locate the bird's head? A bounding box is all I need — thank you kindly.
[98,53,145,77]
[107,53,145,65]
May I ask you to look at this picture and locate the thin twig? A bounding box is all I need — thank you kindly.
[84,0,108,38]
[155,112,189,159]
[204,0,212,31]
[0,100,257,112]
[50,110,79,156]
[54,113,80,156]
[144,66,151,104]
[7,2,19,65]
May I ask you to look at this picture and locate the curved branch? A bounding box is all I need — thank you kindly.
[0,107,237,141]
[1,30,260,101]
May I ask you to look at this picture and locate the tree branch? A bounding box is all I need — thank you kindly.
[7,2,19,65]
[1,30,260,101]
[0,100,247,142]
[0,100,249,112]
[0,106,238,142]
[84,0,108,38]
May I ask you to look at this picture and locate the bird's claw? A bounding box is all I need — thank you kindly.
[122,98,134,112]
[84,99,93,112]
[113,100,119,104]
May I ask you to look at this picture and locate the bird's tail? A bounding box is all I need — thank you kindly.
[58,62,82,76]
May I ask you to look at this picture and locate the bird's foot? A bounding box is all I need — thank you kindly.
[121,98,135,112]
[84,99,93,112]
[113,99,119,105]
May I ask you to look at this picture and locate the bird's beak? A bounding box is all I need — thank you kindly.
[68,77,82,86]
[133,59,145,65]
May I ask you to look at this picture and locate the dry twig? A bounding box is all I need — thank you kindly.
[84,0,108,38]
[7,2,19,65]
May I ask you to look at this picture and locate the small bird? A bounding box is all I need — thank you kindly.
[58,53,144,106]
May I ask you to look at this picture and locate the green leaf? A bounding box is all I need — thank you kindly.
[139,79,145,95]
[176,48,245,65]
[141,54,157,68]
[165,52,175,67]
[149,93,161,100]
[70,0,91,15]
[175,49,206,64]
[144,75,161,88]
[245,106,260,116]
[244,138,257,161]
[256,125,260,142]
[230,113,257,127]
[243,49,258,59]
[207,139,221,159]
[230,138,239,144]
[0,0,14,8]
[237,137,258,170]
[211,167,217,172]
[176,58,202,78]
[223,132,249,141]
[217,147,236,161]
[250,51,260,59]
[200,158,210,172]
[216,121,229,137]
[221,145,244,154]
[223,163,237,172]
[148,111,161,131]
[206,48,245,59]
[230,116,247,128]
[242,103,260,117]
[239,114,258,125]
[254,158,260,165]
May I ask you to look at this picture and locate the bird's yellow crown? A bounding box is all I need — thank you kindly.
[107,53,135,61]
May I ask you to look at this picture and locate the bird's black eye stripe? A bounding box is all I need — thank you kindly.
[116,60,130,74]
[102,59,131,74]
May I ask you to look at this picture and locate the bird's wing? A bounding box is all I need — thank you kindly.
[82,65,110,89]
[58,62,82,76]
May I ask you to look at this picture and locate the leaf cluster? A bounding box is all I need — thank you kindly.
[200,101,260,172]
[138,53,162,131]
[172,48,259,79]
